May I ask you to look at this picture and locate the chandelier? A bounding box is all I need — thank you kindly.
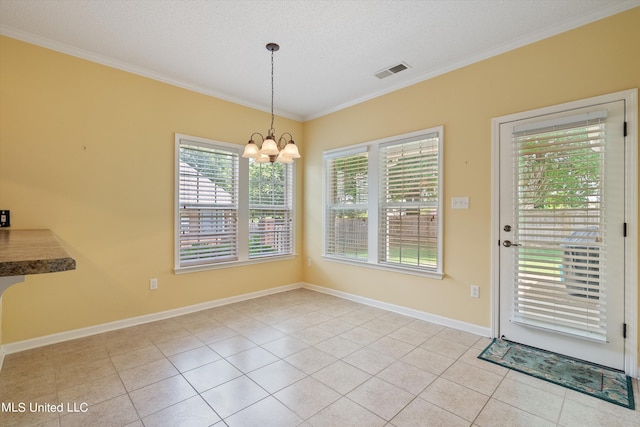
[242,43,301,163]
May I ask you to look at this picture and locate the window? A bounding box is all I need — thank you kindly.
[511,111,611,338]
[379,135,440,270]
[249,159,293,258]
[177,139,239,266]
[324,148,369,260]
[323,127,443,277]
[176,134,294,271]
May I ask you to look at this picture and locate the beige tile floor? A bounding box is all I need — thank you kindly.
[0,288,638,426]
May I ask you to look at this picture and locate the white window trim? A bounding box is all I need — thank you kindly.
[322,127,444,279]
[174,133,296,273]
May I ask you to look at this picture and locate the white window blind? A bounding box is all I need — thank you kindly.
[323,127,443,276]
[325,149,369,260]
[249,159,293,258]
[178,141,239,267]
[512,111,609,340]
[379,134,440,271]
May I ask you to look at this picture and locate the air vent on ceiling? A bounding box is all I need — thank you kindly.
[375,62,410,79]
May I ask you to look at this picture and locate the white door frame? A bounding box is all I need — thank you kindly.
[490,89,638,377]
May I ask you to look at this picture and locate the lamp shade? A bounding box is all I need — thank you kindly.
[276,153,293,163]
[281,141,301,158]
[242,141,260,158]
[259,137,279,156]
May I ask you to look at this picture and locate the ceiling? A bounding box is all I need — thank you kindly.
[1,0,638,121]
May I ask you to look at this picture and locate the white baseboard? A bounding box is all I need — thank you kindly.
[1,281,493,359]
[302,282,492,338]
[2,282,303,355]
[2,281,637,380]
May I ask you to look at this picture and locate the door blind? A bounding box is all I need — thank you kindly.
[325,150,369,260]
[379,134,440,270]
[178,143,239,266]
[511,112,608,340]
[249,160,293,258]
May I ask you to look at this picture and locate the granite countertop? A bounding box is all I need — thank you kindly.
[0,229,76,277]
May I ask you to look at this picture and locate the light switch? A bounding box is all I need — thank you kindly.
[451,197,469,209]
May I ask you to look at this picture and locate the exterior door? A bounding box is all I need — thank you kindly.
[498,99,627,369]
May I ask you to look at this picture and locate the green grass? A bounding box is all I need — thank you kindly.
[332,245,437,267]
[386,246,437,266]
[518,248,563,274]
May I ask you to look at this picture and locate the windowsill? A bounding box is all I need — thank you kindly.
[175,254,297,274]
[322,255,444,280]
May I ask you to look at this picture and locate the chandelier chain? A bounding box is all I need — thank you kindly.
[270,48,275,132]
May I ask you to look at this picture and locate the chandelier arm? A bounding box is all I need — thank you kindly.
[277,133,294,150]
[280,132,294,142]
[250,132,265,145]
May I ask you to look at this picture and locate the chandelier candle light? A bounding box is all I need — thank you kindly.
[242,43,301,163]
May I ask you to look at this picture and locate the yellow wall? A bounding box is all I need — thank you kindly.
[0,8,638,349]
[0,37,303,343]
[302,8,639,336]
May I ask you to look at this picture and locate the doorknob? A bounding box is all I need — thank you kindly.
[503,240,520,247]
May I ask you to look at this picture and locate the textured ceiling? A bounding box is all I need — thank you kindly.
[1,0,638,121]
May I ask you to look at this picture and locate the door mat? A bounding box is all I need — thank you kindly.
[478,338,634,409]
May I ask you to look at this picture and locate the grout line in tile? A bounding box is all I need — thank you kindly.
[2,289,637,426]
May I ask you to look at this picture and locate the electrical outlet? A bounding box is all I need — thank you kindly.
[0,210,10,227]
[471,285,479,298]
[150,278,158,290]
[307,257,312,267]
